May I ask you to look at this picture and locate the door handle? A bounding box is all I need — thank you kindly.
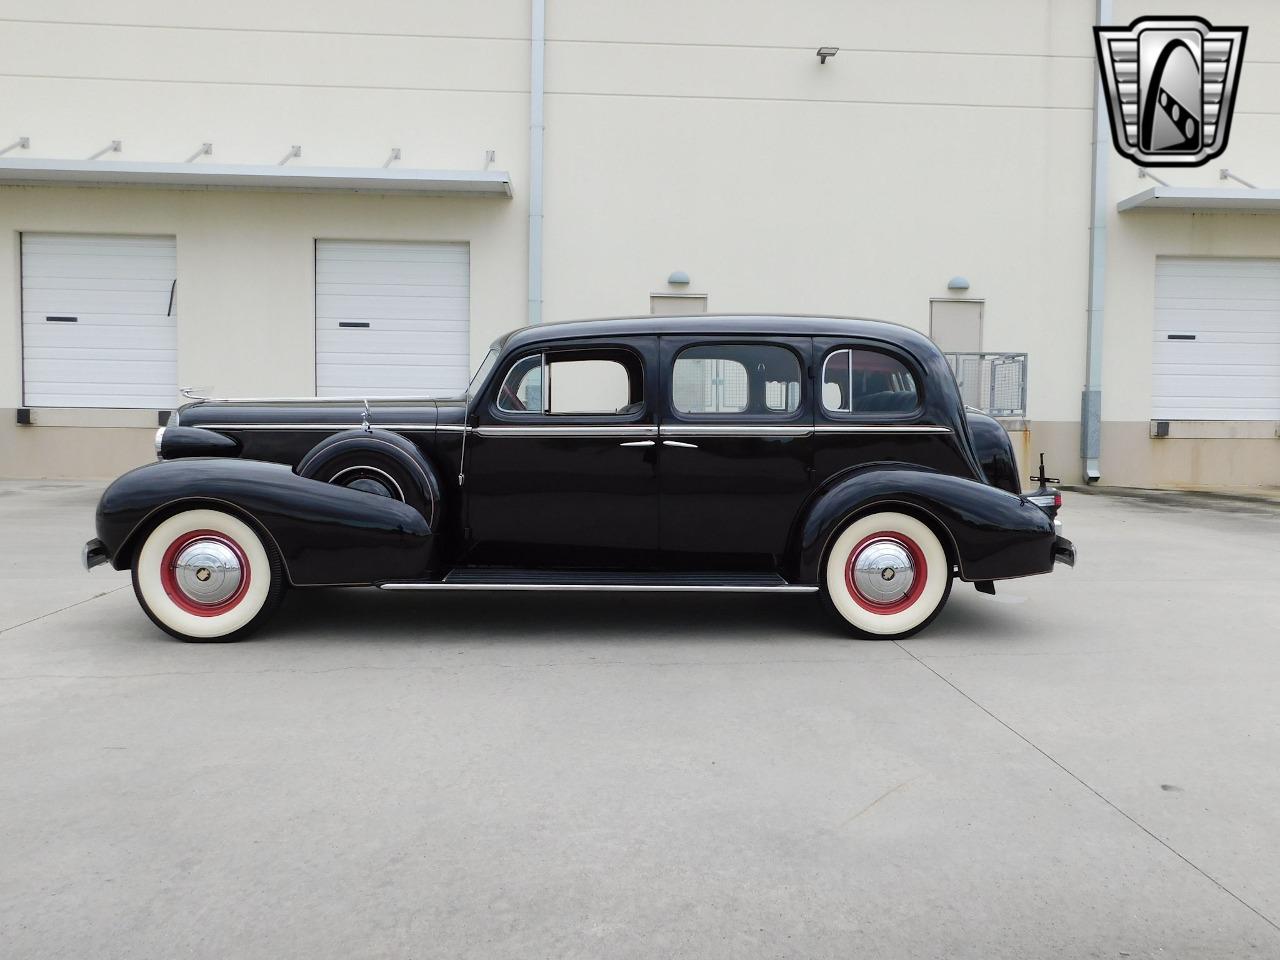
[619,440,655,447]
[662,440,698,449]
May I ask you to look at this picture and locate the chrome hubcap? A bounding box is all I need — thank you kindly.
[852,538,916,605]
[345,476,394,498]
[329,466,402,501]
[172,538,243,605]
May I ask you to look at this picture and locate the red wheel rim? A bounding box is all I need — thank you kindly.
[844,530,928,615]
[159,529,252,617]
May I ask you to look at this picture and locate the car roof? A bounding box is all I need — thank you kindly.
[496,313,939,355]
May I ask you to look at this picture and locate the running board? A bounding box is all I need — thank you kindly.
[378,569,818,593]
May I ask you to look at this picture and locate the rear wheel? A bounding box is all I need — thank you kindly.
[821,511,953,640]
[132,508,285,642]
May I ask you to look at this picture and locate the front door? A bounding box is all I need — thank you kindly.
[463,337,660,568]
[657,336,813,570]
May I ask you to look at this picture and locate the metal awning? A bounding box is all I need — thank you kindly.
[0,158,512,198]
[1117,185,1280,213]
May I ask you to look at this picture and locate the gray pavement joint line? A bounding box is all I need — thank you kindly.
[894,640,1280,937]
[0,586,129,637]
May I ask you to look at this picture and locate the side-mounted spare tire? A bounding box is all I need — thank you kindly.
[296,429,442,528]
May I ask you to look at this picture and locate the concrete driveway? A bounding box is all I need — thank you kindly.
[1,481,1278,959]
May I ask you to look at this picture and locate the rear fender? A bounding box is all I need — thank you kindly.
[965,409,1021,495]
[96,458,433,586]
[791,466,1055,585]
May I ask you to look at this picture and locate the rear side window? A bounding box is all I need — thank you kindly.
[672,343,802,416]
[821,348,919,415]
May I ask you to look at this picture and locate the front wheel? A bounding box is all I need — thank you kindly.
[132,508,285,642]
[820,511,953,640]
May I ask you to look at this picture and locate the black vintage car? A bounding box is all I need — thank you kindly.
[84,315,1074,642]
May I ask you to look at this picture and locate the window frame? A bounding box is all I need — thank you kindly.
[666,339,808,423]
[818,344,925,423]
[488,344,648,421]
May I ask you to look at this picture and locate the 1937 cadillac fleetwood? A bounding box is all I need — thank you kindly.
[84,315,1075,642]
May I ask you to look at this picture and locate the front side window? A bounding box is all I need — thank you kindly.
[671,343,802,416]
[821,348,919,415]
[496,350,643,415]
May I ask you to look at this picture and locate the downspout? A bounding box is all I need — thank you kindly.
[1081,0,1111,482]
[527,0,546,325]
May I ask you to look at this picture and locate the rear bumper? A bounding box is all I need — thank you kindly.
[1053,535,1077,567]
[82,538,110,571]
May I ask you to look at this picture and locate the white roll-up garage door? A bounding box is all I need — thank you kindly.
[1153,258,1280,420]
[21,233,178,408]
[315,240,470,397]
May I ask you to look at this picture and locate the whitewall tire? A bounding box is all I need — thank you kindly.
[821,511,953,640]
[132,508,285,642]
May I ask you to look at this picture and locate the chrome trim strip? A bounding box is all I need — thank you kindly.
[379,582,819,593]
[195,423,436,431]
[196,423,355,430]
[181,392,435,403]
[192,421,950,436]
[813,425,952,434]
[474,425,658,438]
[659,424,812,437]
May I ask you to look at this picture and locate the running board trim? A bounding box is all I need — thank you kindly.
[377,581,818,593]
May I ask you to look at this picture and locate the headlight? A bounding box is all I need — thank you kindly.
[154,426,167,460]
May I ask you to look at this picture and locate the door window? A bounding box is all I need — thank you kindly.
[496,349,643,415]
[821,348,919,415]
[671,343,802,416]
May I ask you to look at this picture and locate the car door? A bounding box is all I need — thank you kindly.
[657,336,813,569]
[463,337,660,568]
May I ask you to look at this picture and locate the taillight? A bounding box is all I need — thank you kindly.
[1054,492,1063,509]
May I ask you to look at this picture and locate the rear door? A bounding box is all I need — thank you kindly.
[657,336,812,569]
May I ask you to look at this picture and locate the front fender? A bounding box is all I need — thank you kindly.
[95,458,433,586]
[793,466,1055,585]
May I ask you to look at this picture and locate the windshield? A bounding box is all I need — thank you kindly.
[467,347,500,398]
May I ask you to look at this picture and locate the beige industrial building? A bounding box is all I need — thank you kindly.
[1,1,1277,489]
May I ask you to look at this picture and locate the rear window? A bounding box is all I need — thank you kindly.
[821,348,919,415]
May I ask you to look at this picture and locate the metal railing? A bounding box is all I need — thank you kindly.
[943,352,1027,417]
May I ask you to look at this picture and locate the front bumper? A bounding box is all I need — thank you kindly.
[82,538,110,571]
[1053,534,1077,567]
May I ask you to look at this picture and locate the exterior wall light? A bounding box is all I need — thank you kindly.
[668,270,691,285]
[947,276,971,291]
[816,47,839,64]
